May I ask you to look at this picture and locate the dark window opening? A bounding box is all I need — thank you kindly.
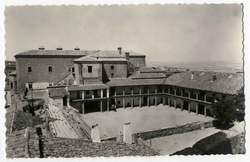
[48,66,52,72]
[111,65,114,70]
[28,67,32,72]
[72,67,75,73]
[118,101,120,104]
[86,90,90,95]
[28,83,33,89]
[111,73,114,78]
[88,66,92,73]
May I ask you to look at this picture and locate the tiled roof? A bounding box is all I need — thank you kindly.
[106,78,165,87]
[74,56,99,62]
[15,50,99,57]
[139,67,166,73]
[121,51,145,56]
[74,52,127,62]
[67,84,109,91]
[164,71,243,94]
[48,88,68,97]
[129,73,166,79]
[89,50,124,58]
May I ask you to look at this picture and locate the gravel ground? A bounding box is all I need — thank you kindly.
[81,104,213,139]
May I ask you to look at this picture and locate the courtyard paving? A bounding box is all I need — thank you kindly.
[81,104,213,139]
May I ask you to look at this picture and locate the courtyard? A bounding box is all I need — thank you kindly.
[81,104,213,139]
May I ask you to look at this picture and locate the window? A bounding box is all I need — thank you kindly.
[118,101,121,104]
[88,66,92,73]
[49,83,53,86]
[111,73,114,78]
[67,66,75,73]
[111,65,114,70]
[48,66,52,72]
[28,67,32,72]
[86,90,90,95]
[28,83,33,89]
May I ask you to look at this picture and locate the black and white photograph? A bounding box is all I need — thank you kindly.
[2,0,249,161]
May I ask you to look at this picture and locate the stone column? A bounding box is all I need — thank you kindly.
[163,97,166,106]
[174,98,177,109]
[196,91,199,100]
[204,105,207,117]
[131,88,133,95]
[188,90,190,98]
[188,101,191,113]
[131,99,133,108]
[107,100,110,111]
[204,92,207,102]
[147,97,150,107]
[115,98,117,108]
[139,88,142,95]
[139,97,142,108]
[123,90,125,96]
[155,97,157,106]
[91,124,101,143]
[67,96,70,107]
[82,102,85,114]
[107,89,110,98]
[101,89,103,98]
[196,103,198,115]
[82,91,85,99]
[147,87,149,94]
[123,122,132,144]
[181,100,183,111]
[100,100,103,112]
[123,98,125,108]
[168,97,170,107]
[155,88,157,94]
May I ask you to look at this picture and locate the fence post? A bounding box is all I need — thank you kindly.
[24,127,30,157]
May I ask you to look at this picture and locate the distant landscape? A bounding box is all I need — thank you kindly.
[147,61,243,73]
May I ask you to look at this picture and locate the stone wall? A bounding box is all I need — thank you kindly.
[16,56,79,92]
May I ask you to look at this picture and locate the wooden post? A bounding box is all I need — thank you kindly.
[24,127,29,158]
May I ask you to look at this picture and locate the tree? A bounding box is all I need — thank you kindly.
[212,86,245,128]
[234,86,245,121]
[212,97,237,128]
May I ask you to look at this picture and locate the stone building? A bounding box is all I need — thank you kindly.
[13,46,243,117]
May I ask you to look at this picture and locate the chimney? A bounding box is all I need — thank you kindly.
[191,72,194,79]
[117,47,122,55]
[38,46,45,50]
[125,52,130,60]
[56,46,63,50]
[74,47,80,50]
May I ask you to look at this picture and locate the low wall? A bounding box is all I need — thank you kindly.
[135,121,213,140]
[102,120,213,142]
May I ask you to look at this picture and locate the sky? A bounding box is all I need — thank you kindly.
[4,4,243,63]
